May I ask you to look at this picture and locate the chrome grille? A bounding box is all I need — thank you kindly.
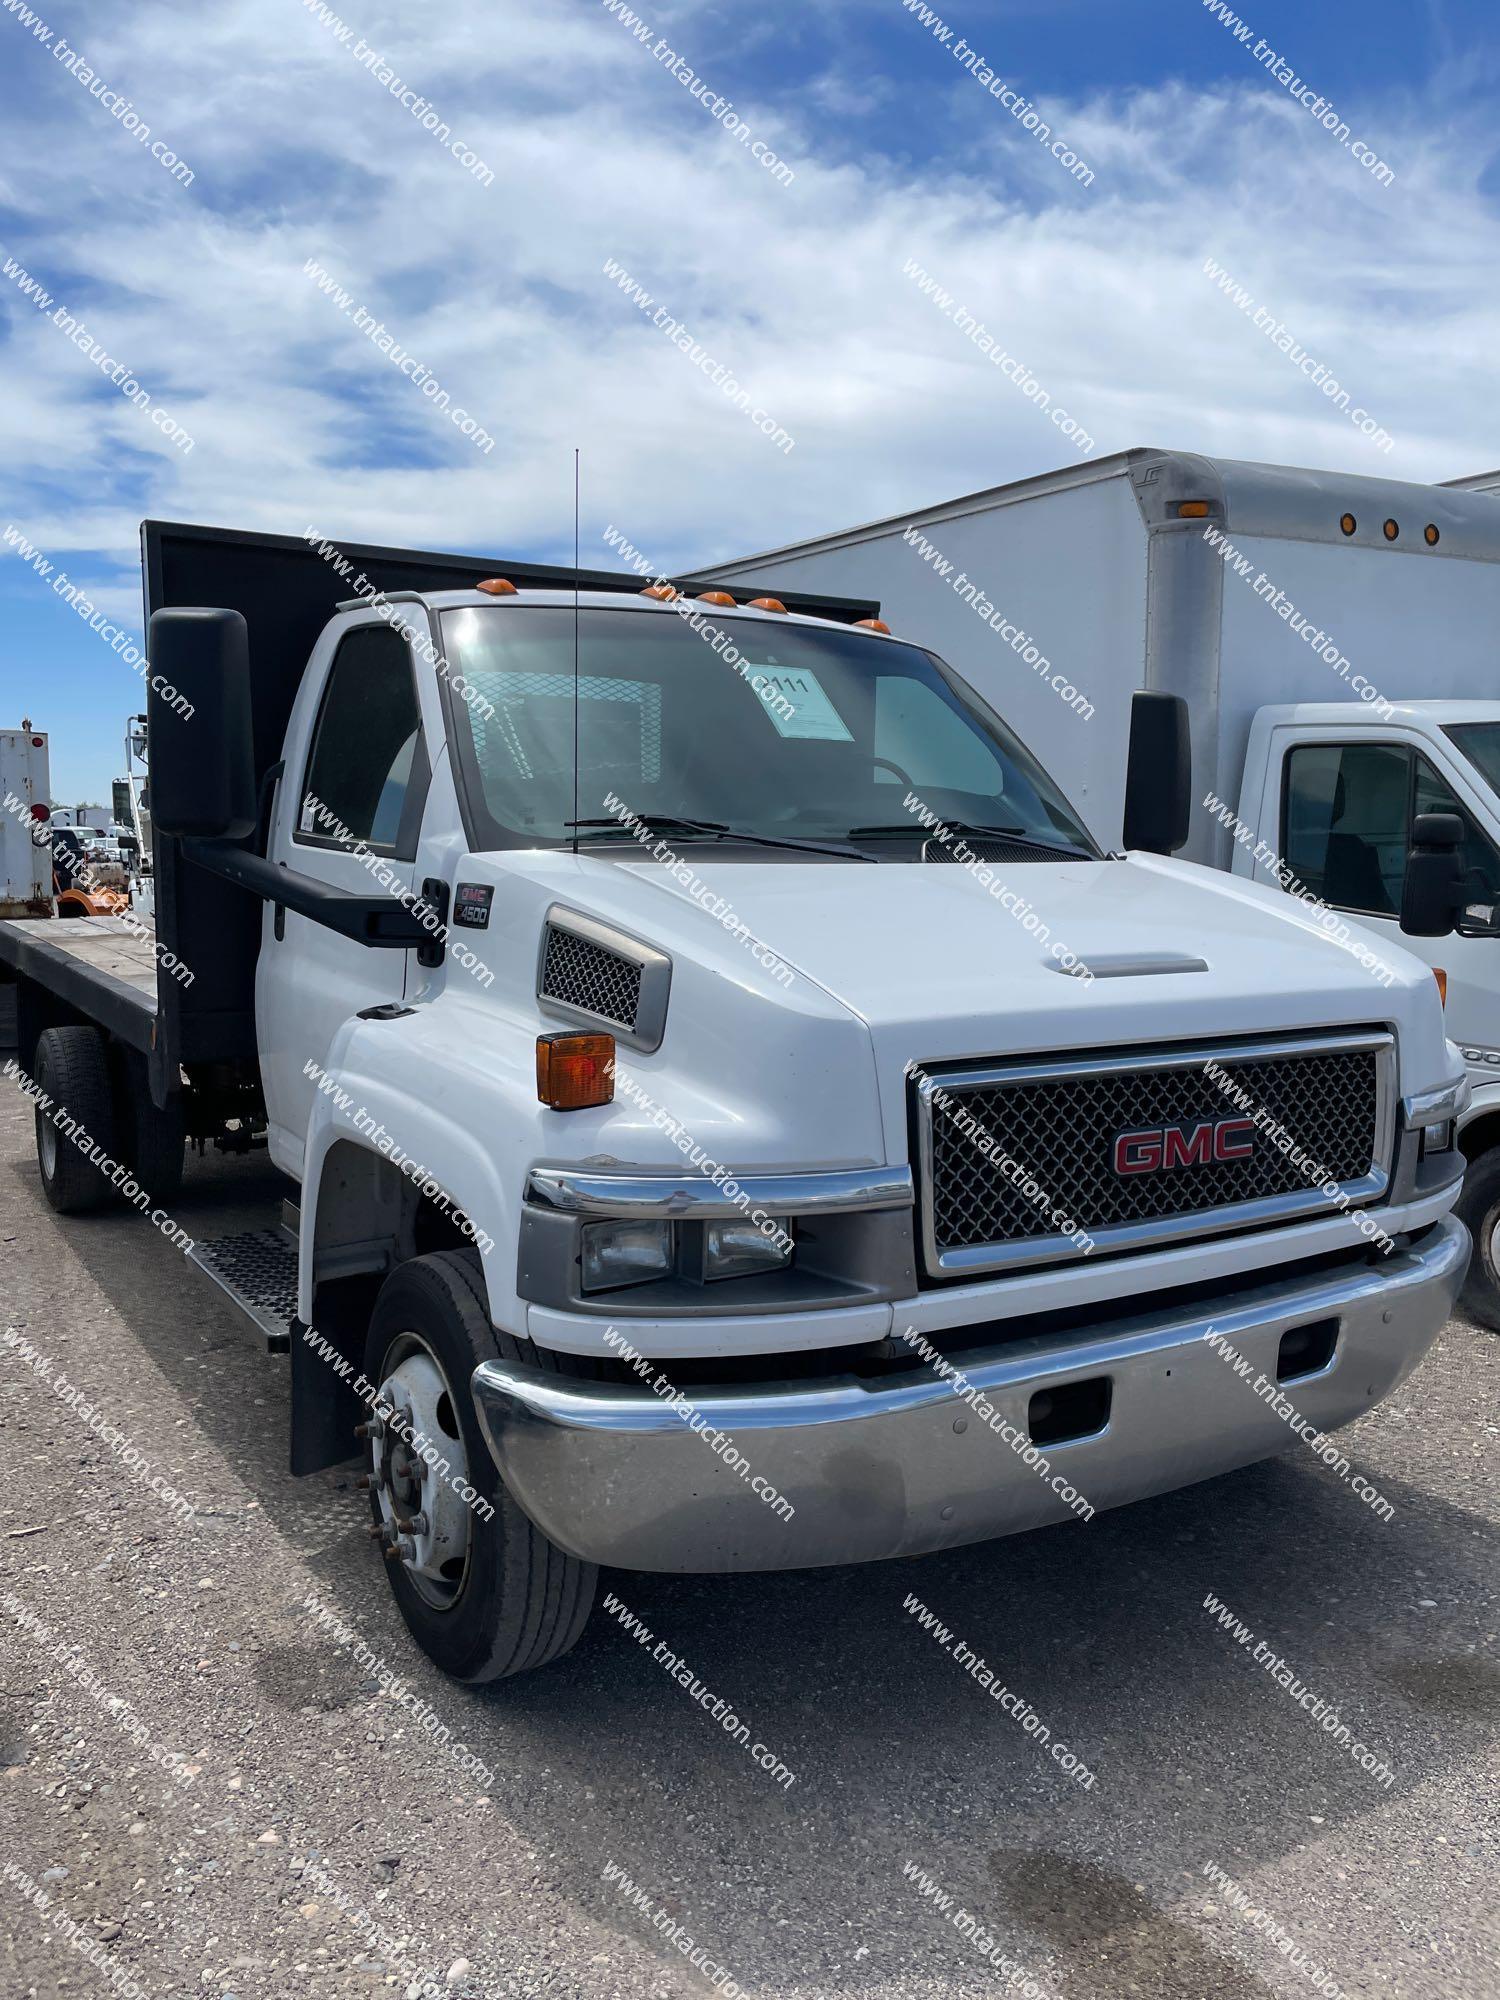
[917,1032,1394,1278]
[540,923,642,1030]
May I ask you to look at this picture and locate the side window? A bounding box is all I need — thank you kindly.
[1414,757,1500,900]
[298,627,422,855]
[1283,743,1410,916]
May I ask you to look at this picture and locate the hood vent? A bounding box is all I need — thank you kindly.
[923,837,1073,865]
[537,908,672,1052]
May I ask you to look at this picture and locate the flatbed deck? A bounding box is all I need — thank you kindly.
[0,914,159,1052]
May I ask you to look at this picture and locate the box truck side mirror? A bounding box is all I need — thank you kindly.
[1400,812,1465,938]
[1123,691,1191,855]
[147,606,259,840]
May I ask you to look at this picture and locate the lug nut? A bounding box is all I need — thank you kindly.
[395,1512,428,1536]
[385,1537,416,1564]
[354,1419,384,1440]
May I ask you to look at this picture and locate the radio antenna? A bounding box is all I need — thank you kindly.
[571,446,580,857]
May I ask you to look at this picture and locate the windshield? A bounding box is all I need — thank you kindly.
[1444,722,1500,803]
[439,604,1097,857]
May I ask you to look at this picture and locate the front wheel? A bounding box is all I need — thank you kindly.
[1455,1148,1500,1334]
[362,1249,598,1681]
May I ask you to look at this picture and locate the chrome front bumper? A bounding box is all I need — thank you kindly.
[471,1214,1468,1574]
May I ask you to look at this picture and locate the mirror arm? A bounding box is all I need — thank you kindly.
[180,837,428,948]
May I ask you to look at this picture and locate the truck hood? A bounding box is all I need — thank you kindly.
[617,847,1441,1058]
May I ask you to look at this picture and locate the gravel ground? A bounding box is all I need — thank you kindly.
[1,1067,1496,2000]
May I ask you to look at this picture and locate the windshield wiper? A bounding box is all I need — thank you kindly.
[568,814,731,837]
[846,822,1093,859]
[568,815,872,860]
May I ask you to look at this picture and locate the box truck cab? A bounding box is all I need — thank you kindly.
[693,449,1500,1328]
[0,521,1470,1684]
[1236,699,1500,1322]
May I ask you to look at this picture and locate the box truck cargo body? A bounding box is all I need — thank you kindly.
[691,448,1500,867]
[693,448,1500,1327]
[1,726,51,918]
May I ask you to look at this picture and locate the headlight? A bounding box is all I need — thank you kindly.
[697,1218,794,1282]
[580,1219,673,1293]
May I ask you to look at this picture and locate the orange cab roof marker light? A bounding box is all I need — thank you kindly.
[696,590,736,607]
[748,597,788,613]
[855,617,892,635]
[641,583,680,601]
[476,577,519,595]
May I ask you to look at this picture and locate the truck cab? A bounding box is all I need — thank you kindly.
[0,520,1472,1685]
[1236,698,1500,1325]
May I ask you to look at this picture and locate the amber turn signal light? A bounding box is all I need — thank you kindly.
[476,577,519,595]
[1177,500,1211,519]
[748,596,787,613]
[536,1032,615,1110]
[854,617,891,634]
[696,590,736,606]
[1433,967,1448,1007]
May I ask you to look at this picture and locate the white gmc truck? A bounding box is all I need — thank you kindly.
[0,519,1470,1682]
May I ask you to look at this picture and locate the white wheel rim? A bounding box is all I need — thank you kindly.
[38,1113,57,1180]
[371,1336,472,1610]
[1488,1209,1500,1282]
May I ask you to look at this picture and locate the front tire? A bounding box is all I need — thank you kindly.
[363,1250,598,1681]
[1455,1148,1500,1333]
[33,1025,118,1214]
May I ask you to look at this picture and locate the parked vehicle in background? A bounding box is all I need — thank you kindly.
[0,518,1470,1685]
[1,722,51,919]
[693,447,1500,1328]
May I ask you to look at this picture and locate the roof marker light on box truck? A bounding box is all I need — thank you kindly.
[1340,513,1357,535]
[1384,519,1400,541]
[748,596,788,613]
[476,577,519,595]
[1425,524,1441,546]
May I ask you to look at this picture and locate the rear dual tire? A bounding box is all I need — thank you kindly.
[32,1027,185,1214]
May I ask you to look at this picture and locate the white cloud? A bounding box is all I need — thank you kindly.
[0,0,1495,614]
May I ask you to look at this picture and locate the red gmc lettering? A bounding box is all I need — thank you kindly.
[1113,1118,1257,1175]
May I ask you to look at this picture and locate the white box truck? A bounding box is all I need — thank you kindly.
[692,448,1500,1328]
[0,519,1470,1682]
[1,723,52,919]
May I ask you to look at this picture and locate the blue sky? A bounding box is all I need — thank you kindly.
[2,0,1498,800]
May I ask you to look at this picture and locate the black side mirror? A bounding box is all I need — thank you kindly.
[147,607,258,840]
[1400,812,1465,937]
[1123,691,1191,854]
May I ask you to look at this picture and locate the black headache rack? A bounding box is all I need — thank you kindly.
[142,520,880,1099]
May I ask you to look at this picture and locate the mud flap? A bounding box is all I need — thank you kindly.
[289,1281,373,1475]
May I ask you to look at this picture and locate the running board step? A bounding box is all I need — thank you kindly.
[187,1228,298,1353]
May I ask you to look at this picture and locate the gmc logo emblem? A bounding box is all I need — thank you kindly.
[1113,1117,1255,1175]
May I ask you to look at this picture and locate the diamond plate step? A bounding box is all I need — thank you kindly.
[187,1228,297,1353]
